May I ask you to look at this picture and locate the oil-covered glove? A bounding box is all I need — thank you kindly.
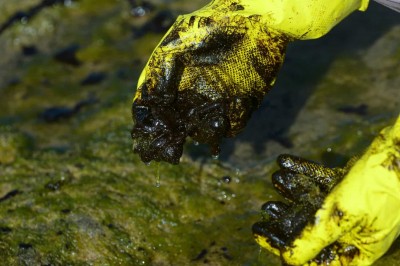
[131,3,290,164]
[253,115,400,265]
[131,0,370,164]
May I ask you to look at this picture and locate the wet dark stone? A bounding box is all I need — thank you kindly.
[53,44,81,66]
[192,249,208,261]
[19,243,33,249]
[22,45,38,56]
[107,223,115,229]
[41,145,70,154]
[80,72,106,86]
[337,104,368,116]
[7,77,21,87]
[0,189,21,202]
[220,246,233,260]
[41,106,75,122]
[0,227,12,233]
[40,96,97,122]
[40,106,73,122]
[60,209,71,214]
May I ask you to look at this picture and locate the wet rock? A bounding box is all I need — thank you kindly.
[192,249,207,261]
[53,44,81,66]
[337,104,368,116]
[7,77,21,87]
[60,209,71,214]
[0,190,21,202]
[0,227,12,233]
[191,243,234,263]
[22,45,38,56]
[40,96,97,122]
[40,106,75,122]
[80,72,106,86]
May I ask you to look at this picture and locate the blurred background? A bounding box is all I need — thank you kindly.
[0,0,399,265]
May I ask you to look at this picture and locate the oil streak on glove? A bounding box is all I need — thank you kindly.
[253,115,400,265]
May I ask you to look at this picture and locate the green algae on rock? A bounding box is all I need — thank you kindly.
[0,127,33,165]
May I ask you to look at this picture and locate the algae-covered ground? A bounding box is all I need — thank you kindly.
[0,1,399,265]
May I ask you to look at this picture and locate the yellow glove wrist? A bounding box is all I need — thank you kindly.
[191,0,370,39]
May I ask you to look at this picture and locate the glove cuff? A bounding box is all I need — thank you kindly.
[192,0,370,39]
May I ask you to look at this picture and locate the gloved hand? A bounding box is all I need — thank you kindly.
[131,0,371,164]
[253,115,400,265]
[131,2,290,164]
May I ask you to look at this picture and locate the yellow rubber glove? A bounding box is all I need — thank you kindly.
[131,0,370,164]
[254,115,400,265]
[131,2,290,164]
